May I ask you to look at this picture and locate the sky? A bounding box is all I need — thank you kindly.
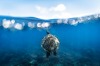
[0,0,100,19]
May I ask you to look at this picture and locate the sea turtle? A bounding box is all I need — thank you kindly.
[41,31,60,58]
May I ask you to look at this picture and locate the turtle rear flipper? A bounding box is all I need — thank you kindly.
[46,51,51,58]
[53,51,57,56]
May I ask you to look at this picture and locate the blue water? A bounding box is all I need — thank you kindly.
[0,15,100,66]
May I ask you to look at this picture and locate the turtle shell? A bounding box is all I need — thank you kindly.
[41,34,59,52]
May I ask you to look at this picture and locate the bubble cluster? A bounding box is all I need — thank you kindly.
[41,22,50,28]
[37,22,50,28]
[28,22,35,28]
[56,14,100,26]
[2,19,15,28]
[0,14,99,30]
[14,23,23,30]
[37,23,42,28]
[1,19,51,31]
[57,19,63,24]
[69,20,78,26]
[2,19,24,30]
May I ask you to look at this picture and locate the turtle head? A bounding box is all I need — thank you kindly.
[46,30,50,34]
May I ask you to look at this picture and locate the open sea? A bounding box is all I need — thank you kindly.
[0,14,100,66]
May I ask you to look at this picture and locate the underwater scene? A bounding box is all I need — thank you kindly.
[0,14,100,66]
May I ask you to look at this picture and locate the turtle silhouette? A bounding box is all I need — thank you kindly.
[41,31,60,58]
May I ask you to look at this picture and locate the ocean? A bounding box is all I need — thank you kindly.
[0,14,100,66]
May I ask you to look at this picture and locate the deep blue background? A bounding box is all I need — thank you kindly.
[0,16,100,66]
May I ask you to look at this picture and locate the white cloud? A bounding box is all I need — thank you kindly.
[50,4,66,12]
[0,1,100,19]
[35,6,48,14]
[35,4,71,19]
